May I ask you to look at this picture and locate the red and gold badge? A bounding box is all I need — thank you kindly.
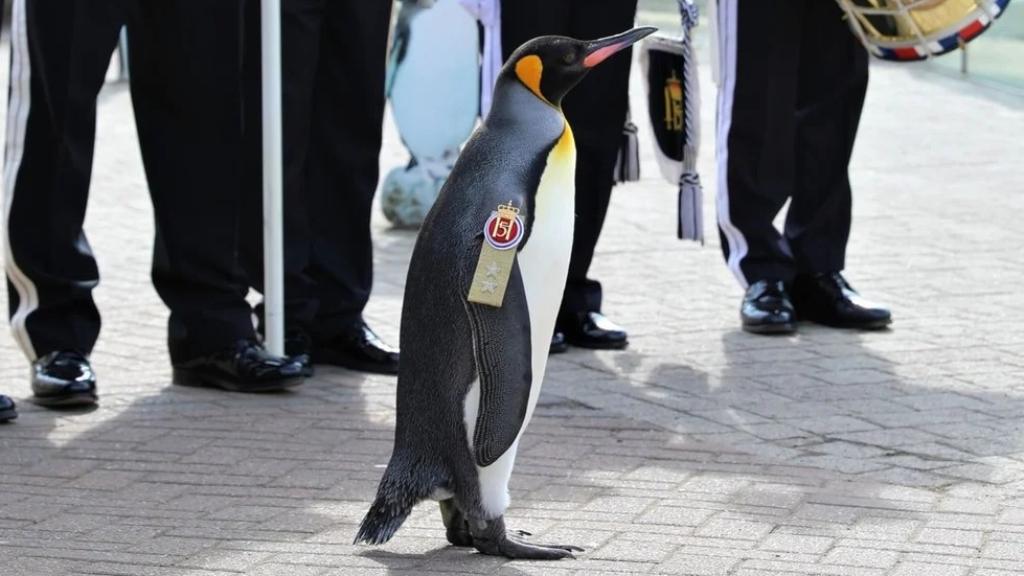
[484,203,525,250]
[468,201,524,308]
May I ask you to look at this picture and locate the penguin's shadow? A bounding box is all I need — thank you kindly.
[358,547,532,575]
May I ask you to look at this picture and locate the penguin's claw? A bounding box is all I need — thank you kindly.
[468,516,580,560]
[486,535,579,560]
[536,543,585,553]
[508,536,584,553]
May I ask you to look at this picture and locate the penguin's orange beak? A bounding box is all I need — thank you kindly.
[583,26,657,68]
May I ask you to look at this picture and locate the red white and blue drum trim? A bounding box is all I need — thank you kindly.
[867,0,1011,61]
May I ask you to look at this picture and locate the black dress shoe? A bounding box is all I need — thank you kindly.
[312,322,399,375]
[791,272,892,330]
[549,332,569,355]
[560,311,628,350]
[31,350,99,408]
[0,395,16,422]
[741,280,797,335]
[256,323,314,377]
[173,340,305,393]
[284,330,314,377]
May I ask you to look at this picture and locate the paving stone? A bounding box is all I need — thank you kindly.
[760,533,835,554]
[656,551,738,575]
[823,547,901,569]
[741,558,886,576]
[247,563,328,576]
[637,505,716,527]
[695,518,774,541]
[588,539,679,563]
[980,540,1024,561]
[890,563,968,576]
[915,528,984,548]
[180,550,275,571]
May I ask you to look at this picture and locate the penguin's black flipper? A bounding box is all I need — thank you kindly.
[464,262,533,468]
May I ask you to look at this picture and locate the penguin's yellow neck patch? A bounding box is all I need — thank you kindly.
[552,122,575,162]
[515,55,546,102]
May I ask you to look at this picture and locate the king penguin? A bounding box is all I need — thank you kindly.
[355,26,656,560]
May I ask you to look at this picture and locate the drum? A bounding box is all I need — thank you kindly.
[835,0,1012,60]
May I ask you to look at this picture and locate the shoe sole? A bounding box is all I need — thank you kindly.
[563,339,629,351]
[549,344,570,355]
[172,369,304,393]
[742,322,797,335]
[313,352,399,376]
[799,315,892,331]
[315,360,399,376]
[0,408,17,422]
[31,393,98,408]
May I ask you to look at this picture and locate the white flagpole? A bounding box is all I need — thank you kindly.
[261,0,285,356]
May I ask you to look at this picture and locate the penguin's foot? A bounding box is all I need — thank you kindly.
[469,516,583,560]
[509,530,583,554]
[478,532,582,560]
[439,499,474,547]
[446,523,474,548]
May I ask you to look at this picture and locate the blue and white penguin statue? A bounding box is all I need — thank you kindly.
[355,27,656,560]
[380,0,480,228]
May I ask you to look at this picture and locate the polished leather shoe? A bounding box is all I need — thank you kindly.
[284,330,314,377]
[791,272,892,330]
[0,395,16,422]
[312,322,399,375]
[31,350,99,408]
[550,331,569,354]
[741,280,797,335]
[173,340,305,393]
[560,311,628,350]
[256,323,313,377]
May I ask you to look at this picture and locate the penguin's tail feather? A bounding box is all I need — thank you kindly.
[354,456,446,546]
[353,493,413,546]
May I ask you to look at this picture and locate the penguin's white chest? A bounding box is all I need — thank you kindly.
[516,124,577,429]
[464,124,576,518]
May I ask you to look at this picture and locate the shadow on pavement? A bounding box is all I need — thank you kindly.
[0,367,400,575]
[534,323,1024,562]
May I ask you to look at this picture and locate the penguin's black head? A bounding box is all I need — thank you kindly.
[505,27,657,107]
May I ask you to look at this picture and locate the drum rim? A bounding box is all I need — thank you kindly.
[838,0,1011,60]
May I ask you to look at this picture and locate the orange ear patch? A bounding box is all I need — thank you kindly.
[515,55,545,101]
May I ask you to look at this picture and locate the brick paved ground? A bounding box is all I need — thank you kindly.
[2,32,1024,576]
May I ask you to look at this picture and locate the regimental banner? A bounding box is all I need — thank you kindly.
[641,18,705,243]
[646,49,687,169]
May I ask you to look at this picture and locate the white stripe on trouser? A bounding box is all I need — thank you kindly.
[3,0,40,360]
[714,0,750,288]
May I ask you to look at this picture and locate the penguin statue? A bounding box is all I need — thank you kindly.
[380,0,480,228]
[355,27,657,560]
